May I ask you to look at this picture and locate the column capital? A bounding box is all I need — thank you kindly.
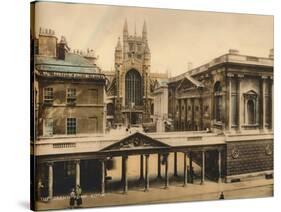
[261,75,269,80]
[74,159,80,164]
[226,73,235,78]
[122,155,128,159]
[237,74,244,78]
[47,162,54,166]
[99,158,107,162]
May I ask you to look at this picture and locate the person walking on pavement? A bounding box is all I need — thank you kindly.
[76,185,83,207]
[69,188,76,209]
[219,192,225,199]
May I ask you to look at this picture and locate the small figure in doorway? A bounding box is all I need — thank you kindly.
[69,188,75,209]
[219,192,225,200]
[76,185,83,207]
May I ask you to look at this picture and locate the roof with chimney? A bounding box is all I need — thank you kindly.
[35,53,101,73]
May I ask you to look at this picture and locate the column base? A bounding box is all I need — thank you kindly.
[200,181,205,185]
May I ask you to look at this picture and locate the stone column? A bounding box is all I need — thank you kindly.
[227,74,233,131]
[271,79,274,130]
[75,160,80,187]
[189,152,193,184]
[237,75,243,132]
[185,99,188,130]
[123,156,128,193]
[144,154,150,191]
[199,90,204,130]
[201,151,205,185]
[183,152,187,187]
[218,150,222,183]
[48,162,53,199]
[101,159,105,195]
[260,77,267,130]
[174,152,178,177]
[157,154,161,179]
[164,153,169,189]
[139,155,144,181]
[179,99,182,130]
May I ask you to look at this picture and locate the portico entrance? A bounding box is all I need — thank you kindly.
[37,132,225,199]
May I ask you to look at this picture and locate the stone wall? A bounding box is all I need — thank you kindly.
[38,80,105,135]
[226,139,273,176]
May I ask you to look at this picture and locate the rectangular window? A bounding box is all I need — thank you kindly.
[44,87,53,104]
[67,118,76,135]
[43,118,53,136]
[67,88,76,105]
[215,96,222,122]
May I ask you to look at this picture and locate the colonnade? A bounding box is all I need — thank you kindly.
[46,149,223,199]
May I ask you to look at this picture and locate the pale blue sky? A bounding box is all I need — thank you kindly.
[35,2,273,76]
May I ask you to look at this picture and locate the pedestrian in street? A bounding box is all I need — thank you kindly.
[76,185,83,207]
[69,188,75,209]
[219,192,225,200]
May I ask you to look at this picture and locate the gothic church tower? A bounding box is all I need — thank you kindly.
[114,20,152,125]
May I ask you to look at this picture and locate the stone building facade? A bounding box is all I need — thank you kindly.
[31,27,273,209]
[168,49,274,182]
[168,49,273,133]
[33,28,106,137]
[105,21,168,128]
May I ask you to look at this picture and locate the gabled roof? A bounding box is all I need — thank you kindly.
[100,132,170,152]
[176,75,204,91]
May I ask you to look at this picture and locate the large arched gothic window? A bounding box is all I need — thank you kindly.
[214,81,222,122]
[125,69,142,106]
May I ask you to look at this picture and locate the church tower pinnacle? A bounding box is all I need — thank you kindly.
[142,20,147,41]
[123,19,128,40]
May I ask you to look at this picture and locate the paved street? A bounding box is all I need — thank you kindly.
[36,179,273,210]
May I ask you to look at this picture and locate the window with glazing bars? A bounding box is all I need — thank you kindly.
[67,118,76,134]
[44,87,53,103]
[67,88,76,104]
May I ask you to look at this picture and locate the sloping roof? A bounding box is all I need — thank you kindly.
[185,75,204,87]
[35,53,100,73]
[176,75,204,91]
[100,132,170,152]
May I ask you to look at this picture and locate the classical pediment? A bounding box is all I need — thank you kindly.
[101,132,169,151]
[176,75,204,92]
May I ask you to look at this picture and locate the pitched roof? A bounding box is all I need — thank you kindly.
[35,53,100,73]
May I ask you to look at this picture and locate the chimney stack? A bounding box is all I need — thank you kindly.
[57,36,68,60]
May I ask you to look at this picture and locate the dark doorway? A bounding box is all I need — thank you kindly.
[53,162,75,196]
[80,159,101,193]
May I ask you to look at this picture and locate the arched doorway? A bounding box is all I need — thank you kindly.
[125,69,142,106]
